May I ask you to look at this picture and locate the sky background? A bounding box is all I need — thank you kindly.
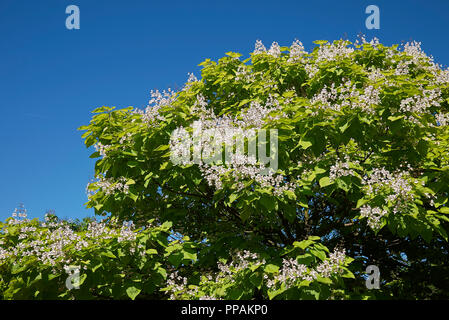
[0,0,448,221]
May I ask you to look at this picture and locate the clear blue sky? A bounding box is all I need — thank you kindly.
[1,0,448,221]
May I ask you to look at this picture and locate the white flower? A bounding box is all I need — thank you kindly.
[134,89,176,126]
[288,39,306,63]
[253,40,267,55]
[316,41,354,63]
[360,205,387,230]
[268,42,281,57]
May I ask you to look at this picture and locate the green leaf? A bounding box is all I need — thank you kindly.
[127,161,139,168]
[339,121,350,133]
[296,253,314,265]
[249,273,263,289]
[316,276,332,284]
[101,251,117,259]
[319,177,333,188]
[92,263,102,272]
[284,190,297,201]
[388,115,404,121]
[356,198,369,209]
[341,269,355,279]
[310,247,326,261]
[183,250,197,261]
[293,239,314,250]
[154,145,169,152]
[268,288,286,300]
[260,196,277,212]
[160,162,169,170]
[126,286,141,300]
[225,51,242,58]
[229,193,239,204]
[146,249,158,255]
[439,207,449,214]
[298,140,312,150]
[128,192,138,202]
[264,264,279,274]
[160,221,173,230]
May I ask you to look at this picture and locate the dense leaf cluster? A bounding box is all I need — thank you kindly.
[2,38,449,299]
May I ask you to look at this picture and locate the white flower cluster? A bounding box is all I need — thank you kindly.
[94,142,110,157]
[305,36,378,78]
[435,68,449,84]
[165,250,263,299]
[359,205,388,230]
[8,205,30,225]
[329,160,357,182]
[235,65,256,83]
[392,41,430,76]
[304,63,319,78]
[18,226,36,240]
[403,41,429,64]
[253,39,307,60]
[267,42,281,58]
[0,212,142,267]
[166,248,347,300]
[435,113,449,126]
[166,270,189,300]
[0,247,10,261]
[396,41,449,85]
[216,250,266,281]
[310,81,380,114]
[118,222,136,243]
[266,258,310,288]
[134,89,176,126]
[360,167,422,228]
[358,85,381,114]
[89,176,130,197]
[85,220,116,239]
[170,94,294,196]
[169,126,192,166]
[2,219,88,266]
[11,205,27,218]
[368,67,385,82]
[315,41,354,64]
[253,40,267,55]
[362,167,416,203]
[119,132,133,145]
[310,83,339,112]
[399,89,442,116]
[354,35,380,47]
[187,72,198,83]
[239,97,283,128]
[394,60,411,76]
[266,248,346,290]
[288,39,306,63]
[198,155,295,196]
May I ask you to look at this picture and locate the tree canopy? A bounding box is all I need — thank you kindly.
[1,38,449,299]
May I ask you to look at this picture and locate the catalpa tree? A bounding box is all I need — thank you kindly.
[80,37,449,299]
[2,37,448,300]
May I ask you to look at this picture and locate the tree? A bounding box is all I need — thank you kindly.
[1,38,449,299]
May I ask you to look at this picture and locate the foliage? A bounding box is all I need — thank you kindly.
[0,213,197,299]
[2,37,449,299]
